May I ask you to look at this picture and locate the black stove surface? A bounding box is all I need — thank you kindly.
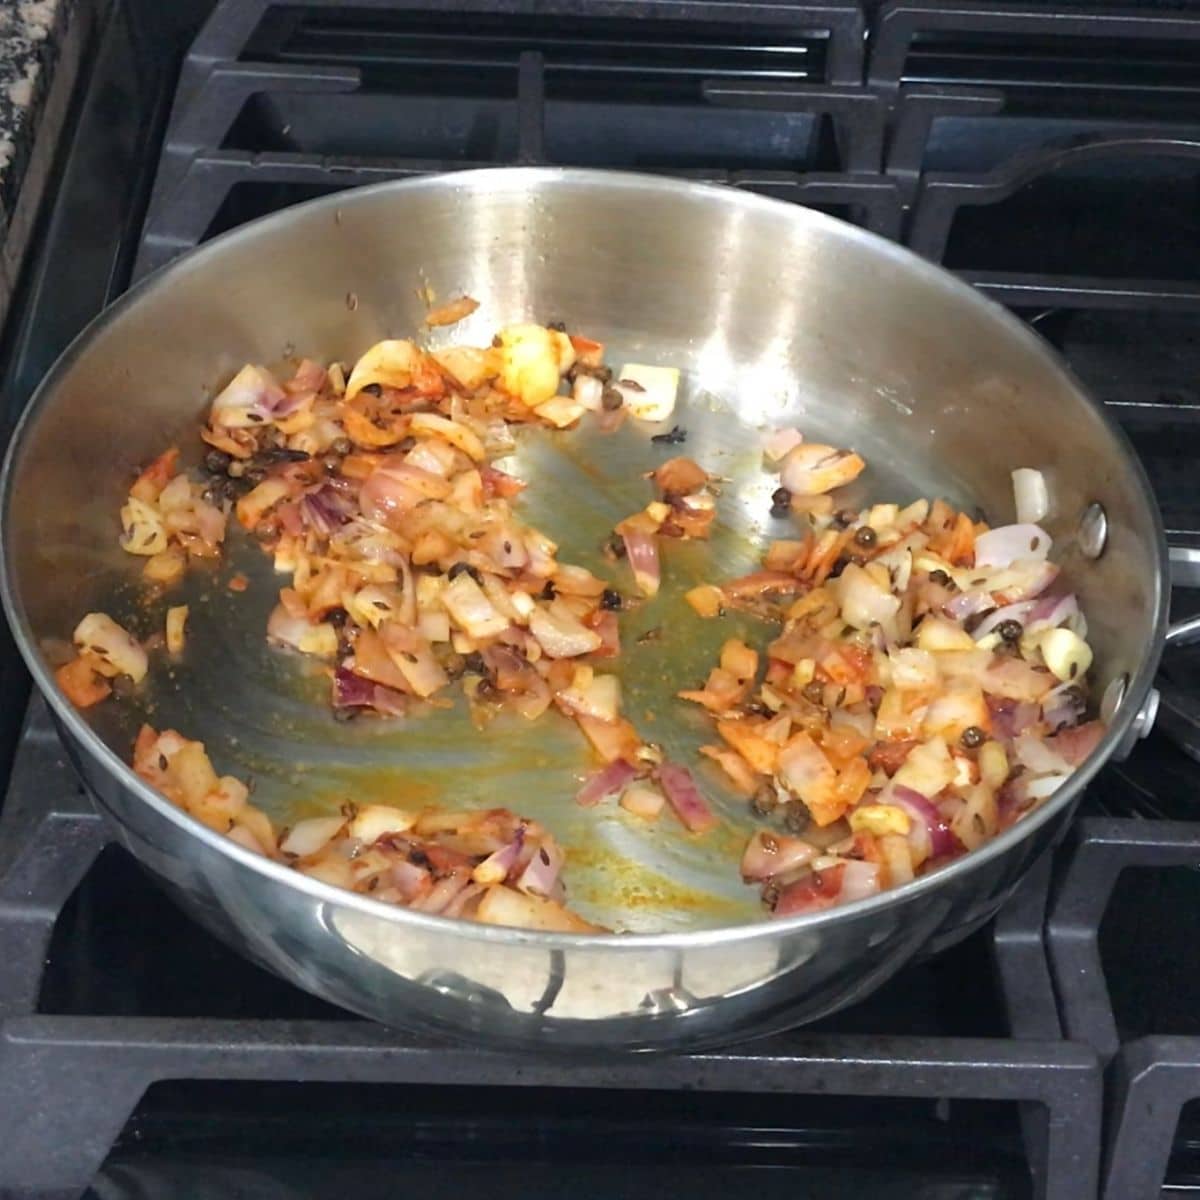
[4,2,1200,1199]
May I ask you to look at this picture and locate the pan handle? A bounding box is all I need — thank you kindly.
[1148,613,1200,763]
[1164,612,1200,649]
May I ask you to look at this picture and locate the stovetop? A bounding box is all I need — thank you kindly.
[4,1,1200,1198]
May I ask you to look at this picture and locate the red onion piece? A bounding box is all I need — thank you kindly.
[301,487,350,536]
[1047,720,1105,767]
[772,863,846,917]
[622,530,661,597]
[332,667,407,716]
[1041,681,1086,732]
[740,830,817,882]
[390,859,432,903]
[892,785,959,859]
[472,829,526,885]
[516,839,564,897]
[972,600,1036,641]
[410,869,471,914]
[944,589,996,621]
[656,762,719,833]
[1014,732,1071,776]
[974,523,1052,569]
[1026,592,1078,634]
[986,694,1039,739]
[575,759,638,807]
[838,859,882,903]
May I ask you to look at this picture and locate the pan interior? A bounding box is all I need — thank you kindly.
[77,343,959,934]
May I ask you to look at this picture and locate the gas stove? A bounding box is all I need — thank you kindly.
[3,2,1200,1197]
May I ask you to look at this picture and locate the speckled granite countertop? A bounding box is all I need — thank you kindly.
[0,0,91,316]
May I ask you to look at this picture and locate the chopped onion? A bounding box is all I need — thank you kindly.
[620,785,665,819]
[211,364,286,428]
[572,374,603,411]
[516,838,564,896]
[1012,468,1049,525]
[559,671,622,722]
[441,573,509,640]
[656,762,718,833]
[838,859,882,903]
[576,759,638,807]
[972,600,1036,641]
[740,830,817,881]
[617,363,679,423]
[280,815,346,858]
[622,530,661,597]
[472,829,525,885]
[973,523,1051,569]
[892,785,959,860]
[1026,592,1078,634]
[1014,732,1071,776]
[73,612,148,682]
[836,563,900,631]
[530,601,602,658]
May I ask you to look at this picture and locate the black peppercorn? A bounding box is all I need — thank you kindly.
[204,449,233,474]
[770,486,791,517]
[960,725,986,749]
[853,525,877,548]
[996,619,1024,643]
[600,588,622,611]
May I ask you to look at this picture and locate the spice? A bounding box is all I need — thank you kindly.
[650,424,687,445]
[997,619,1024,643]
[853,525,877,548]
[770,486,791,517]
[600,588,623,611]
[960,725,986,749]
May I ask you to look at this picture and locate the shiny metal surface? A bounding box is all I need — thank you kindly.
[0,169,1169,1049]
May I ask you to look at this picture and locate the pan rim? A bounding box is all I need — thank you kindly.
[0,165,1170,950]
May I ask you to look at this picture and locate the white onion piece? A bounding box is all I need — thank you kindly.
[617,363,679,422]
[974,524,1052,569]
[529,602,602,658]
[73,612,148,683]
[1022,773,1071,802]
[558,672,622,722]
[1012,468,1049,525]
[441,573,509,640]
[280,816,346,858]
[211,364,285,428]
[572,374,603,411]
[836,563,900,631]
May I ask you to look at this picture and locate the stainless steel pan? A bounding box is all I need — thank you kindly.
[0,169,1170,1050]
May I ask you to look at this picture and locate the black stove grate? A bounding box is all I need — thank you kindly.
[0,698,1100,1200]
[4,0,1200,1196]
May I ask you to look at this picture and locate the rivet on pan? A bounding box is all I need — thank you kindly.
[1079,502,1108,559]
[1101,673,1129,725]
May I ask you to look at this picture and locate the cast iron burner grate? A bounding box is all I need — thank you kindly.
[5,0,1200,1197]
[0,707,1098,1200]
